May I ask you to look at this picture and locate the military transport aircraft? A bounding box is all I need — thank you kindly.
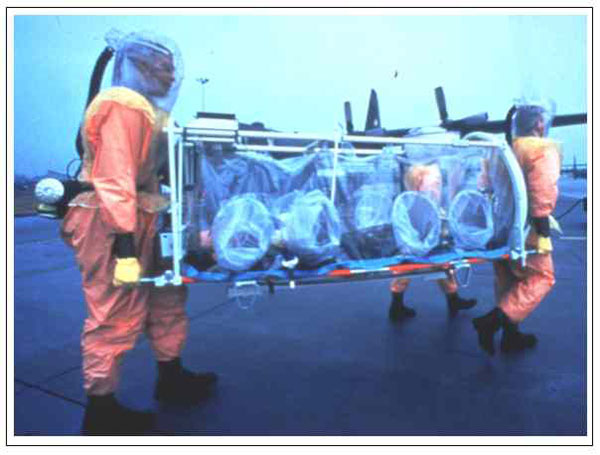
[344,87,587,145]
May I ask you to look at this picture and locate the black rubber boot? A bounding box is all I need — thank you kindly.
[500,321,537,353]
[472,307,505,355]
[155,358,218,405]
[388,292,416,322]
[446,292,477,317]
[81,394,155,436]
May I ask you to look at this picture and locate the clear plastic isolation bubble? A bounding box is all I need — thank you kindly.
[391,191,441,256]
[448,189,494,250]
[212,195,274,271]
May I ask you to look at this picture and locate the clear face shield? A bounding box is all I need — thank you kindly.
[106,29,184,113]
[511,99,556,139]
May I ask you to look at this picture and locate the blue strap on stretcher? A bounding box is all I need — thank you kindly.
[182,246,511,283]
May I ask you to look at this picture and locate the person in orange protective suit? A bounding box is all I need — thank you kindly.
[388,163,477,322]
[61,30,216,435]
[472,101,560,354]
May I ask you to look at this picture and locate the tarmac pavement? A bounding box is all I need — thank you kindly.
[11,176,588,438]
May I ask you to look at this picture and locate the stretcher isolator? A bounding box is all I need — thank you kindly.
[145,113,530,300]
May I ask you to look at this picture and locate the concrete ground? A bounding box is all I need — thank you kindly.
[11,176,588,439]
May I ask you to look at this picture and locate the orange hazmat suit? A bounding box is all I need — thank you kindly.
[61,87,188,395]
[494,136,561,322]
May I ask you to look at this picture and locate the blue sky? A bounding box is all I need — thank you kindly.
[13,14,587,177]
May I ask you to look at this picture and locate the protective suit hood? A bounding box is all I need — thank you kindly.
[106,29,184,113]
[511,98,556,139]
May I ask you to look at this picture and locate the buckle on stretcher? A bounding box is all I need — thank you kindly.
[449,260,472,288]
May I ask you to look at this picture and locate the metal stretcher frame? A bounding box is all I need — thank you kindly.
[142,118,530,290]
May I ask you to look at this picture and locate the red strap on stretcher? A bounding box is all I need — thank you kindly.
[182,276,200,284]
[327,254,511,279]
[328,261,447,278]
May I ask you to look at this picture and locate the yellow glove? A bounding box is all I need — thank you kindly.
[537,236,553,254]
[113,257,142,286]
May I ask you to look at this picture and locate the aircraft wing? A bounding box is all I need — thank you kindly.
[454,113,588,135]
[552,113,587,128]
[445,118,506,135]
